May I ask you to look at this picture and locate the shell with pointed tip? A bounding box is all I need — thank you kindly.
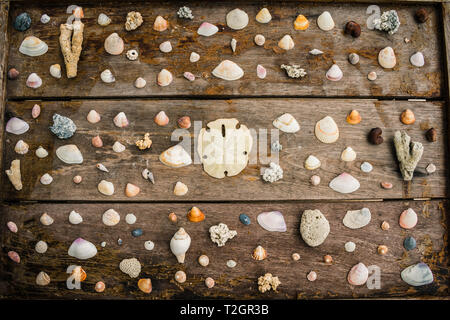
[159,144,192,168]
[87,110,101,124]
[36,271,51,286]
[341,147,356,162]
[96,163,108,172]
[230,38,237,52]
[8,251,20,263]
[157,69,173,86]
[125,183,140,197]
[68,237,98,259]
[309,49,324,55]
[19,36,48,56]
[92,135,103,148]
[104,33,124,55]
[212,60,244,81]
[170,228,191,263]
[346,110,361,124]
[7,221,18,233]
[326,64,343,81]
[159,41,172,53]
[98,13,111,26]
[14,140,29,155]
[410,52,424,67]
[226,8,249,30]
[6,117,29,135]
[343,208,371,229]
[153,16,168,31]
[102,209,120,226]
[69,210,83,224]
[50,64,61,79]
[154,111,169,126]
[40,213,54,225]
[26,73,42,88]
[317,11,335,31]
[113,112,129,128]
[278,35,294,50]
[256,8,272,23]
[399,208,417,229]
[304,155,321,170]
[257,211,286,232]
[40,173,53,185]
[272,113,300,133]
[378,47,396,69]
[294,14,309,30]
[32,104,41,118]
[347,263,369,285]
[401,263,433,286]
[187,206,205,222]
[98,180,114,196]
[101,69,115,83]
[329,172,360,193]
[197,22,218,36]
[190,52,200,62]
[257,64,267,79]
[252,245,267,260]
[174,181,188,196]
[134,77,146,88]
[315,116,339,143]
[112,141,126,153]
[56,145,83,164]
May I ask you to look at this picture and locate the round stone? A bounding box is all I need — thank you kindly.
[131,228,143,237]
[404,236,417,251]
[345,241,356,252]
[239,213,251,225]
[125,213,137,224]
[144,240,155,251]
[101,241,106,247]
[14,13,31,31]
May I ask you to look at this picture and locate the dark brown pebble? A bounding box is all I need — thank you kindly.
[414,8,428,23]
[344,21,361,38]
[426,128,436,142]
[7,68,19,80]
[368,127,383,145]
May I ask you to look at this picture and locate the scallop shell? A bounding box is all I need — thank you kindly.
[102,209,120,226]
[329,172,360,194]
[257,211,287,232]
[399,208,418,229]
[112,141,126,153]
[197,22,218,36]
[174,181,188,196]
[125,183,140,197]
[104,33,124,55]
[68,237,98,259]
[69,210,83,224]
[101,69,115,83]
[347,263,369,286]
[315,116,339,143]
[32,104,41,118]
[278,34,294,50]
[378,46,396,69]
[317,11,335,31]
[410,52,424,67]
[212,60,244,81]
[159,144,192,168]
[273,113,300,133]
[19,36,48,56]
[14,140,29,155]
[138,278,152,293]
[40,173,53,185]
[341,147,356,162]
[256,8,272,23]
[159,41,172,53]
[157,69,173,86]
[326,64,343,81]
[304,155,321,170]
[87,110,101,124]
[98,180,114,196]
[343,208,371,229]
[26,73,42,88]
[49,64,61,79]
[40,213,54,226]
[170,228,191,263]
[36,271,51,286]
[6,117,29,135]
[226,8,249,30]
[190,52,200,62]
[98,13,111,26]
[257,64,267,79]
[113,112,129,128]
[56,145,83,164]
[153,16,168,32]
[252,245,267,260]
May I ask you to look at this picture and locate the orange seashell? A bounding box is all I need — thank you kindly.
[400,109,415,125]
[323,255,333,264]
[72,266,87,282]
[252,245,267,260]
[138,278,152,293]
[154,111,169,126]
[377,245,388,255]
[346,110,361,124]
[168,212,178,223]
[177,116,191,129]
[187,206,205,222]
[153,16,168,32]
[92,135,103,148]
[294,14,309,30]
[73,7,84,19]
[125,183,140,197]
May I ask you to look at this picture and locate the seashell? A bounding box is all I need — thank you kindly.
[56,145,83,164]
[177,116,191,129]
[343,208,371,229]
[49,64,61,79]
[227,260,237,268]
[347,263,369,285]
[252,245,267,260]
[256,8,272,24]
[87,110,101,124]
[159,144,192,168]
[8,251,20,263]
[329,173,360,193]
[378,47,396,69]
[153,16,168,32]
[8,68,19,80]
[40,173,53,185]
[278,35,294,50]
[138,278,152,293]
[226,8,249,30]
[292,253,301,261]
[346,110,361,124]
[310,175,321,186]
[141,168,155,184]
[159,41,172,53]
[113,112,129,128]
[125,183,140,197]
[344,21,361,37]
[125,213,137,225]
[6,117,29,135]
[273,113,300,133]
[307,271,317,282]
[73,175,82,184]
[154,111,169,126]
[36,271,50,286]
[212,60,244,81]
[126,49,138,61]
[175,270,186,283]
[326,64,343,81]
[404,236,416,251]
[360,161,373,173]
[257,64,267,79]
[26,73,42,88]
[198,255,209,267]
[98,180,114,196]
[5,159,22,191]
[324,255,333,264]
[346,242,358,252]
[257,211,286,232]
[95,281,105,292]
[300,209,330,247]
[68,238,98,259]
[294,14,309,30]
[367,71,377,81]
[112,141,126,153]
[426,163,436,174]
[170,227,191,263]
[144,240,154,251]
[381,182,393,189]
[102,209,120,226]
[410,52,424,67]
[35,146,48,158]
[304,155,321,170]
[183,72,195,81]
[205,277,215,288]
[7,221,18,233]
[399,208,417,229]
[401,263,433,286]
[348,53,360,65]
[134,77,146,89]
[341,147,356,162]
[101,69,115,83]
[125,11,143,31]
[104,33,124,55]
[309,49,323,55]
[254,34,265,46]
[190,52,200,62]
[378,245,388,255]
[230,38,237,53]
[187,206,205,222]
[168,212,177,223]
[317,11,335,31]
[35,240,48,253]
[92,135,103,148]
[157,69,173,86]
[98,13,111,26]
[40,213,54,226]
[401,109,415,125]
[19,36,48,57]
[315,116,339,143]
[69,210,83,224]
[197,22,218,36]
[31,104,41,119]
[119,258,141,278]
[14,140,29,155]
[426,128,437,142]
[174,181,188,196]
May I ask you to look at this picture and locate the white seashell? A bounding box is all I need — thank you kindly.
[257,65,266,79]
[343,208,371,229]
[254,34,265,46]
[410,52,424,67]
[26,73,42,88]
[40,213,54,226]
[157,69,173,86]
[142,168,155,184]
[341,147,356,162]
[40,173,53,185]
[273,113,300,133]
[35,146,48,158]
[227,260,237,268]
[315,116,339,143]
[19,36,48,57]
[134,77,146,88]
[49,64,61,79]
[345,241,356,252]
[113,112,129,128]
[101,69,115,83]
[36,271,50,286]
[40,14,50,24]
[309,49,324,55]
[226,8,249,30]
[329,173,360,194]
[144,240,155,251]
[212,60,244,81]
[170,228,191,263]
[173,181,188,196]
[378,47,396,69]
[278,35,294,50]
[317,11,335,31]
[35,241,48,254]
[102,209,120,226]
[112,141,126,153]
[32,104,41,119]
[230,38,237,53]
[86,110,101,124]
[96,163,109,172]
[98,180,114,196]
[98,13,111,26]
[367,71,377,81]
[159,41,172,53]
[69,210,83,224]
[197,22,218,36]
[348,53,360,65]
[125,213,136,224]
[304,155,321,170]
[6,117,29,135]
[183,72,195,81]
[256,8,272,24]
[104,33,124,55]
[360,161,373,173]
[190,52,200,62]
[198,255,209,267]
[14,140,29,155]
[326,64,343,81]
[257,211,287,232]
[56,145,83,164]
[68,238,98,260]
[159,144,192,168]
[126,49,138,61]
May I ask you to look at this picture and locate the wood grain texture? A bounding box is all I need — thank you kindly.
[2,99,447,201]
[443,3,450,101]
[0,200,447,299]
[5,2,443,99]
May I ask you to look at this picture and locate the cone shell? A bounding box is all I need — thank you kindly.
[346,110,361,124]
[273,113,300,133]
[252,245,267,260]
[19,36,48,57]
[347,263,369,285]
[125,183,140,197]
[159,144,192,168]
[138,278,152,293]
[294,14,309,30]
[157,69,173,86]
[212,60,244,81]
[226,8,249,30]
[174,181,188,196]
[153,16,168,32]
[401,109,415,125]
[154,111,169,126]
[98,180,114,196]
[256,8,272,23]
[36,271,51,286]
[87,110,101,124]
[378,47,396,69]
[187,206,205,222]
[315,116,339,143]
[278,35,294,50]
[317,11,335,31]
[113,112,129,128]
[104,33,124,55]
[304,155,321,170]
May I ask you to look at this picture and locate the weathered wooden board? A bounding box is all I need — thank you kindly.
[2,99,446,201]
[5,2,443,99]
[0,200,447,299]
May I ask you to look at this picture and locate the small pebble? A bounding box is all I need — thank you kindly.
[226,260,237,268]
[360,161,373,173]
[168,212,177,223]
[125,213,137,224]
[426,163,436,174]
[404,236,417,251]
[345,241,356,252]
[101,241,106,247]
[8,68,19,80]
[292,253,300,261]
[381,182,393,189]
[381,221,390,230]
[323,255,333,264]
[307,271,317,282]
[426,128,437,142]
[377,245,388,255]
[117,238,123,245]
[239,213,251,225]
[132,228,143,237]
[144,240,155,251]
[35,240,48,254]
[367,71,377,81]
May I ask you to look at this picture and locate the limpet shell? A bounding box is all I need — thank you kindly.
[212,60,244,81]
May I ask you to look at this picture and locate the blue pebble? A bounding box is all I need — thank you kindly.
[404,236,416,251]
[239,214,251,225]
[132,228,143,237]
[14,13,31,32]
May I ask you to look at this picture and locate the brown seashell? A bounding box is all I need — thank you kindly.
[8,68,19,80]
[71,266,87,282]
[153,16,168,31]
[252,245,267,261]
[368,127,383,145]
[138,278,152,293]
[324,255,333,264]
[414,8,428,24]
[168,212,178,223]
[400,109,415,125]
[125,183,140,197]
[381,221,390,230]
[177,116,191,129]
[344,21,361,37]
[154,111,169,126]
[92,135,103,148]
[187,206,205,222]
[426,128,436,142]
[346,110,361,124]
[377,245,388,255]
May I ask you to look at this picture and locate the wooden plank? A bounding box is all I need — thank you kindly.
[5,2,443,99]
[0,200,447,299]
[2,98,446,201]
[443,3,450,101]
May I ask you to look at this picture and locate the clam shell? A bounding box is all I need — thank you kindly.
[378,46,396,69]
[6,117,29,135]
[154,111,169,126]
[26,73,42,88]
[329,172,360,194]
[159,144,192,168]
[343,208,371,229]
[256,8,272,23]
[138,278,152,293]
[102,209,120,226]
[112,141,126,153]
[257,211,286,232]
[19,36,48,57]
[401,263,433,286]
[56,145,83,164]
[410,52,424,67]
[183,72,195,81]
[197,22,218,36]
[174,181,188,196]
[125,183,140,197]
[49,64,61,79]
[32,104,41,118]
[134,77,146,88]
[273,113,300,133]
[40,213,54,226]
[317,11,335,31]
[14,140,29,155]
[399,208,417,229]
[304,155,321,170]
[315,116,339,143]
[153,16,168,32]
[40,173,53,185]
[212,60,244,81]
[68,237,98,259]
[101,69,115,83]
[87,110,101,124]
[104,33,124,55]
[190,52,200,62]
[170,228,191,263]
[157,69,173,86]
[278,34,294,50]
[98,13,111,26]
[347,263,369,285]
[7,221,18,233]
[69,210,83,224]
[226,8,249,30]
[98,180,114,196]
[341,147,356,162]
[113,112,129,128]
[159,40,172,53]
[36,271,51,286]
[326,64,343,81]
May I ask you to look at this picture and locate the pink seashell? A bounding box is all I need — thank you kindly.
[257,211,286,232]
[113,112,129,128]
[7,221,18,233]
[197,22,218,36]
[6,117,29,135]
[183,72,195,81]
[399,208,418,229]
[307,271,317,281]
[257,64,266,79]
[347,262,369,285]
[92,135,103,148]
[329,172,360,194]
[32,104,41,119]
[26,73,42,88]
[8,251,20,263]
[86,110,101,124]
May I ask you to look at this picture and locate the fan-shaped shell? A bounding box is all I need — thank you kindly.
[212,60,244,81]
[159,144,192,168]
[226,8,249,30]
[272,113,300,133]
[19,36,48,57]
[68,238,97,260]
[315,116,339,143]
[104,33,124,55]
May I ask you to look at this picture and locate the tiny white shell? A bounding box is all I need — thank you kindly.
[96,163,109,172]
[309,49,324,55]
[126,49,138,61]
[40,14,50,24]
[102,209,120,226]
[144,240,155,251]
[341,147,356,162]
[35,240,48,254]
[159,41,172,53]
[101,69,115,83]
[226,259,237,268]
[345,241,356,252]
[134,77,146,89]
[40,213,54,226]
[190,52,200,62]
[305,155,321,170]
[40,173,53,185]
[231,38,237,52]
[125,213,137,224]
[98,13,111,26]
[69,210,83,224]
[360,161,373,173]
[49,64,61,79]
[112,141,126,153]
